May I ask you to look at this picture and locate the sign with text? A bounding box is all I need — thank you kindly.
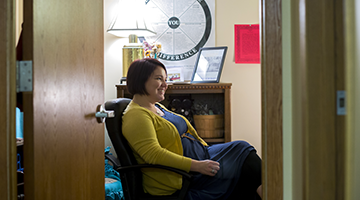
[234,24,260,64]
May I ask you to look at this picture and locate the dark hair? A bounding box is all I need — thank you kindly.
[126,58,167,95]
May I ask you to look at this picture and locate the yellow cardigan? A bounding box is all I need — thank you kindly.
[122,101,208,195]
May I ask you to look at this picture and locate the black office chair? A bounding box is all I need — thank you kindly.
[104,98,192,200]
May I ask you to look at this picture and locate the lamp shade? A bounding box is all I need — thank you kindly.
[107,0,156,37]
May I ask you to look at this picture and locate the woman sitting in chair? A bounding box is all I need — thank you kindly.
[122,58,262,200]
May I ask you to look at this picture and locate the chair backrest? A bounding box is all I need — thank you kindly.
[104,98,144,200]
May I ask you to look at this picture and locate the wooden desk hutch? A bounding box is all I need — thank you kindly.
[116,83,232,143]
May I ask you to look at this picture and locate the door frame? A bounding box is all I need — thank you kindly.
[0,0,17,199]
[261,0,283,199]
[344,0,360,199]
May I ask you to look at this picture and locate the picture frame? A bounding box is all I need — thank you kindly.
[191,46,228,83]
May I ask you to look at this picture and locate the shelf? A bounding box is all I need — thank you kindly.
[203,138,225,143]
[116,83,232,143]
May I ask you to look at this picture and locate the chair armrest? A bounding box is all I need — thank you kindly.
[105,154,121,169]
[105,154,192,180]
[116,164,193,180]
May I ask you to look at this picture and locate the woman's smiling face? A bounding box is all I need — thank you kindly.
[145,66,168,103]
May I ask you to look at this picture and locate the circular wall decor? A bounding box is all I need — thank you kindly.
[145,0,212,61]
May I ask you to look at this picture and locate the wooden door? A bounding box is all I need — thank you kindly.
[0,0,17,199]
[21,0,105,199]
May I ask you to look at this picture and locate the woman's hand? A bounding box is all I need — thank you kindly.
[190,159,220,176]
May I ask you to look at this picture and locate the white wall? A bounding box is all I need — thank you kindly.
[15,0,23,45]
[216,0,261,155]
[104,0,262,156]
[104,0,127,151]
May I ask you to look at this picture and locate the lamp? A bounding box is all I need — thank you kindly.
[107,0,156,83]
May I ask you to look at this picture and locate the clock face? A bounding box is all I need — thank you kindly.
[144,0,212,61]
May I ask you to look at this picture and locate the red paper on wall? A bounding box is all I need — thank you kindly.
[234,24,260,64]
